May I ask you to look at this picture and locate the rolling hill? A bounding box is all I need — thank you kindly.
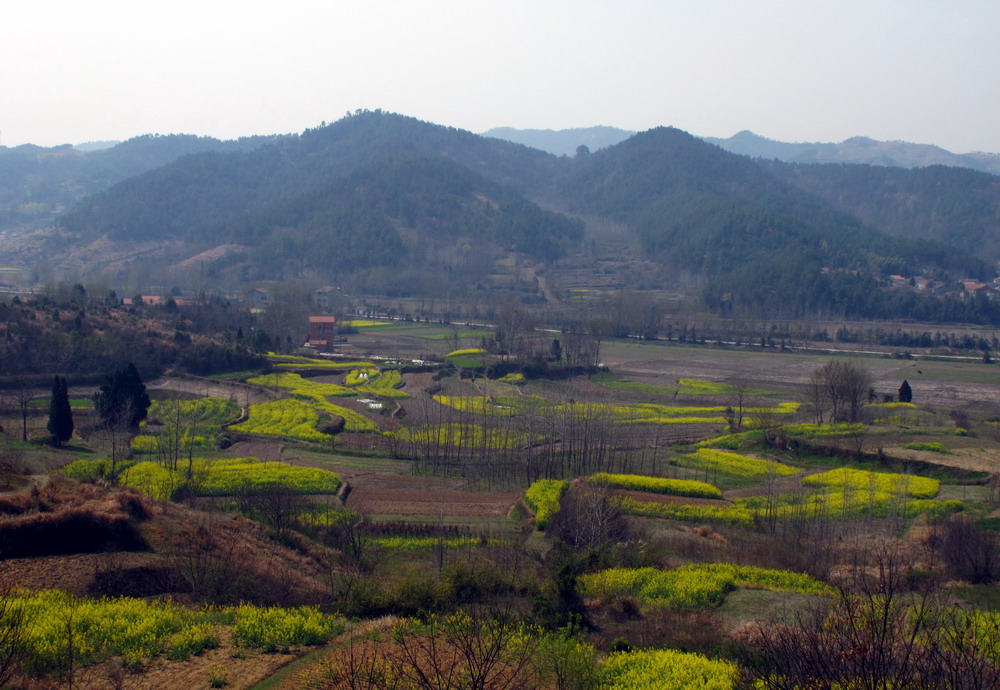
[11,110,1000,321]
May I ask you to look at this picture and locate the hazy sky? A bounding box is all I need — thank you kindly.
[3,0,999,152]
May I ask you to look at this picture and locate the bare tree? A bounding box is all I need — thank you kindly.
[807,360,874,424]
[548,486,630,551]
[940,516,1000,584]
[726,375,752,431]
[736,538,1000,689]
[0,583,28,686]
[4,376,36,442]
[492,304,534,360]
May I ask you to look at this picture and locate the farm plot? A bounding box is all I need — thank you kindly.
[579,563,832,610]
[132,396,242,454]
[246,372,380,431]
[268,353,377,371]
[390,423,538,449]
[524,479,569,530]
[233,399,330,441]
[7,589,346,682]
[733,465,961,522]
[432,393,797,426]
[110,457,342,500]
[350,368,409,398]
[587,472,722,499]
[236,395,379,438]
[249,372,355,397]
[672,449,800,480]
[346,486,518,519]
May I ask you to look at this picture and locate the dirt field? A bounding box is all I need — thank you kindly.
[227,439,286,462]
[883,445,1000,474]
[0,552,158,594]
[334,323,1000,412]
[147,375,275,405]
[609,488,733,507]
[347,484,519,517]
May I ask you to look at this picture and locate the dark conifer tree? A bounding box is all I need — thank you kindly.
[93,363,151,429]
[47,376,74,447]
[898,380,913,404]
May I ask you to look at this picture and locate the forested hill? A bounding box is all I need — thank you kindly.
[0,134,279,233]
[202,156,582,289]
[45,112,1000,320]
[60,112,562,245]
[57,113,580,293]
[556,127,987,318]
[559,127,980,276]
[761,160,1000,259]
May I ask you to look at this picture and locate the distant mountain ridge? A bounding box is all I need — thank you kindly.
[487,126,1000,176]
[6,111,1000,323]
[481,126,634,156]
[704,130,1000,176]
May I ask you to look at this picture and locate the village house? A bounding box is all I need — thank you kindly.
[314,285,339,310]
[307,315,337,348]
[244,287,269,307]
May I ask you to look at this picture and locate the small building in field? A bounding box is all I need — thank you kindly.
[245,287,269,306]
[314,285,339,310]
[122,295,164,306]
[307,315,337,348]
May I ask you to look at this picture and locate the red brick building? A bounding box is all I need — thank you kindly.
[307,316,337,348]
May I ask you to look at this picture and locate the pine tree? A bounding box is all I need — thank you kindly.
[898,380,913,404]
[93,363,151,430]
[47,376,74,447]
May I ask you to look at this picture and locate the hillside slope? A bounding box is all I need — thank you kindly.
[0,134,279,234]
[26,112,1000,320]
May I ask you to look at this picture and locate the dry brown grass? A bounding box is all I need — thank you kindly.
[0,478,337,605]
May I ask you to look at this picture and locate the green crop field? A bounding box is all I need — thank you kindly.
[391,422,537,449]
[579,563,832,610]
[8,589,345,679]
[234,399,330,441]
[249,372,355,397]
[672,449,799,480]
[524,479,569,530]
[118,457,341,500]
[588,472,722,499]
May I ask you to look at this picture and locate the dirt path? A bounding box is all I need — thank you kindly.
[609,488,733,507]
[885,446,1000,474]
[0,472,49,496]
[227,440,287,462]
[147,376,275,405]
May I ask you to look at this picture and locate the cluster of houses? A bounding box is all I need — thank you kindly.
[887,274,1000,300]
[243,285,342,309]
